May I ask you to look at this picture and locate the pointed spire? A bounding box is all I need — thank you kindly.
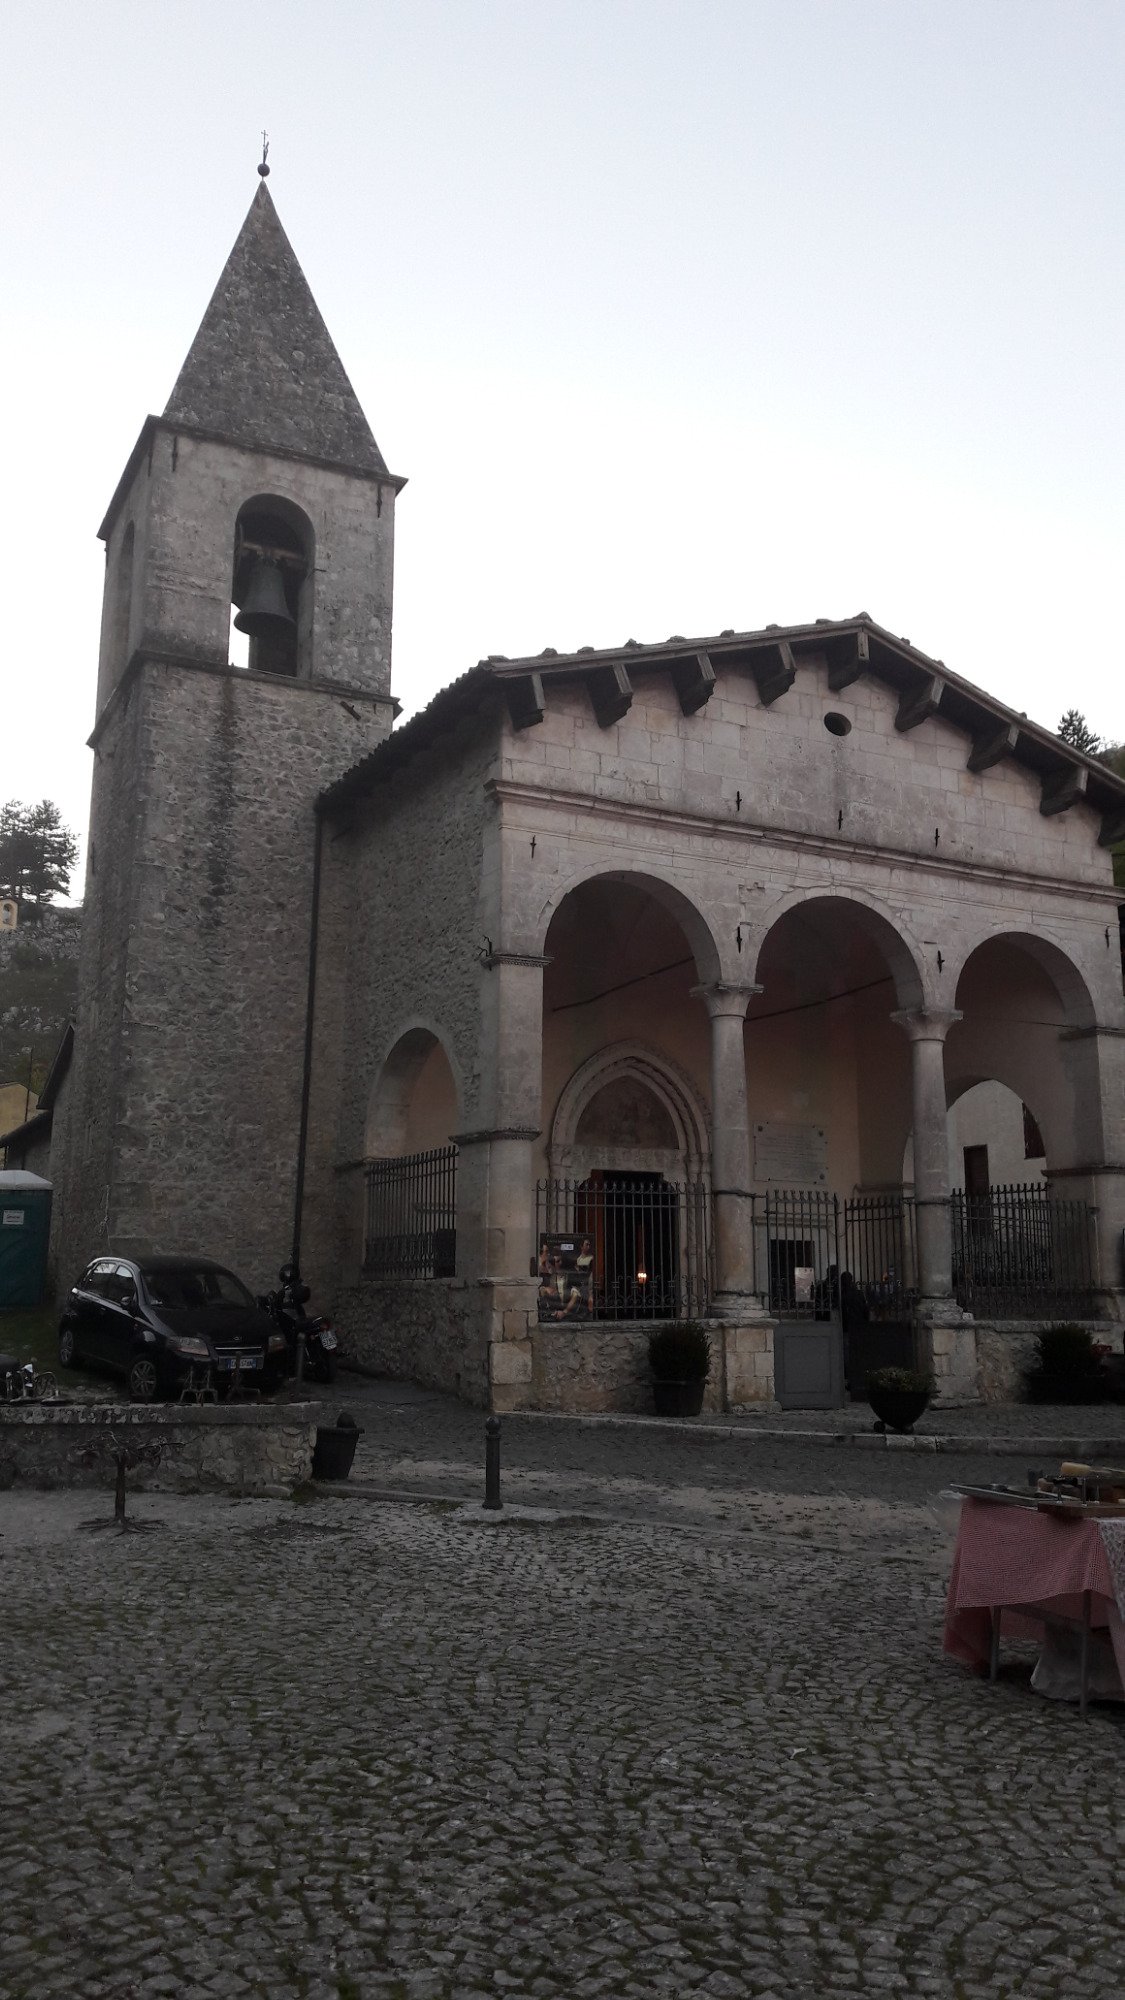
[163,183,387,475]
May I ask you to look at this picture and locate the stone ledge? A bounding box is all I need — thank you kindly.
[0,1401,320,1494]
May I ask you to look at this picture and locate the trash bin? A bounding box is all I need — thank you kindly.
[312,1411,363,1481]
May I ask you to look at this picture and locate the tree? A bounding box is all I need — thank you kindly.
[1056,709,1102,754]
[0,800,79,920]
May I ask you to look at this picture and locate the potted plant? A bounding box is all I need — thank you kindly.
[866,1365,934,1434]
[1023,1324,1106,1405]
[648,1321,710,1418]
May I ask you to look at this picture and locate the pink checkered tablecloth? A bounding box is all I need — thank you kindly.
[943,1498,1125,1691]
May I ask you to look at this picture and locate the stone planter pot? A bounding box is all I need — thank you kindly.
[868,1387,930,1433]
[652,1377,706,1418]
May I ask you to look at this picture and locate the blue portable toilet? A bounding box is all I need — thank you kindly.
[0,1172,53,1308]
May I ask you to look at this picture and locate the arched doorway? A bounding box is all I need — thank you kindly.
[747,895,927,1405]
[538,876,719,1322]
[946,936,1100,1317]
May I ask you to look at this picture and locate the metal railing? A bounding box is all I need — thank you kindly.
[750,1190,917,1321]
[364,1145,457,1278]
[535,1177,711,1322]
[951,1183,1098,1319]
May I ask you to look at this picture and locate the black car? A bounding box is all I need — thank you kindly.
[58,1254,285,1401]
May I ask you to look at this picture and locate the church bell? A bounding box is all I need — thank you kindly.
[233,556,295,638]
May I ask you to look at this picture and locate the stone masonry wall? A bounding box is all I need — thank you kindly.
[316,708,503,1310]
[333,1278,495,1407]
[494,664,1122,1034]
[54,659,391,1298]
[49,688,148,1291]
[0,1401,319,1496]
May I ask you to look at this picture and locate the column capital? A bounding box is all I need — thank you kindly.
[690,981,762,1020]
[890,1006,963,1044]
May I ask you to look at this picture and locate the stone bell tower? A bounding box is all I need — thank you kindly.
[52,175,402,1289]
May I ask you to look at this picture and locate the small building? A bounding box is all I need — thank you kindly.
[49,179,1125,1410]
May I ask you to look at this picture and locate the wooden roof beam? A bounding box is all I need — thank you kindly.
[895,671,944,733]
[750,641,797,707]
[966,719,1019,773]
[503,671,546,731]
[670,651,716,716]
[825,627,869,691]
[1040,764,1088,817]
[587,661,634,728]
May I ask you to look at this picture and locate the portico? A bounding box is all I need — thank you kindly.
[316,616,1125,1411]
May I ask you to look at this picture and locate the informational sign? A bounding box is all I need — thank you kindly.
[0,900,17,932]
[793,1265,815,1304]
[753,1121,829,1187]
[2,1211,26,1227]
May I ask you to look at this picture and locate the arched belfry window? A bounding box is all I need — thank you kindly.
[230,496,314,678]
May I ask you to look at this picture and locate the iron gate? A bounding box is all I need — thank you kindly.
[753,1191,918,1405]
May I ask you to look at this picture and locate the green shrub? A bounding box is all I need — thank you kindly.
[1024,1323,1105,1404]
[648,1321,711,1383]
[865,1366,934,1397]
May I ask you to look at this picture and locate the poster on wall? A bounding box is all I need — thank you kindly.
[536,1233,595,1322]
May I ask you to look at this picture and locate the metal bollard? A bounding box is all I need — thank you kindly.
[484,1415,502,1510]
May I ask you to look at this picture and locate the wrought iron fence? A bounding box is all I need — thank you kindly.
[751,1190,917,1321]
[535,1177,711,1322]
[364,1145,457,1278]
[951,1183,1098,1318]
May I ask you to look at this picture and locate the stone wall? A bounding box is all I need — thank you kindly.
[334,1278,776,1416]
[333,1277,496,1407]
[313,709,502,1308]
[52,659,392,1299]
[0,1401,319,1495]
[526,1317,775,1414]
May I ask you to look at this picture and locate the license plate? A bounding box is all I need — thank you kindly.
[319,1332,338,1350]
[218,1356,261,1371]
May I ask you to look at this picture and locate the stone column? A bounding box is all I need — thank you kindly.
[891,1007,962,1308]
[456,953,546,1280]
[455,951,547,1412]
[693,982,761,1316]
[1054,1024,1125,1319]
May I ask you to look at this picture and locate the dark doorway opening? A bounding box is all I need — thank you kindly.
[580,1171,680,1320]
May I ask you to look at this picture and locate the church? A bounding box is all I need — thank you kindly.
[49,178,1125,1413]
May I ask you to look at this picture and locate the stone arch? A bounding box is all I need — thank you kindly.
[230,492,316,678]
[746,886,928,1010]
[548,1042,711,1182]
[947,930,1101,1170]
[539,866,723,984]
[366,1024,462,1159]
[950,929,1097,1031]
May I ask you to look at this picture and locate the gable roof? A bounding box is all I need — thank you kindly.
[319,613,1125,848]
[162,183,387,477]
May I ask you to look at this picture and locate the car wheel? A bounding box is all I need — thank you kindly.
[58,1324,79,1370]
[127,1354,160,1403]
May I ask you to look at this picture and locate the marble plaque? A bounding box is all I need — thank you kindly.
[753,1121,828,1187]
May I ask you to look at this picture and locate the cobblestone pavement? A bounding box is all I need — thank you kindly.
[4,1414,1125,2000]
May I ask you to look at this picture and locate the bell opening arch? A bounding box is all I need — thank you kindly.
[229,493,315,678]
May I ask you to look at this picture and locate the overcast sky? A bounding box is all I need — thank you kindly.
[3,1,1123,898]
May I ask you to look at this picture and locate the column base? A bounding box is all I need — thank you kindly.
[711,1290,771,1324]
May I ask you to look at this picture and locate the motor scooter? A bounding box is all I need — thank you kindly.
[258,1264,339,1384]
